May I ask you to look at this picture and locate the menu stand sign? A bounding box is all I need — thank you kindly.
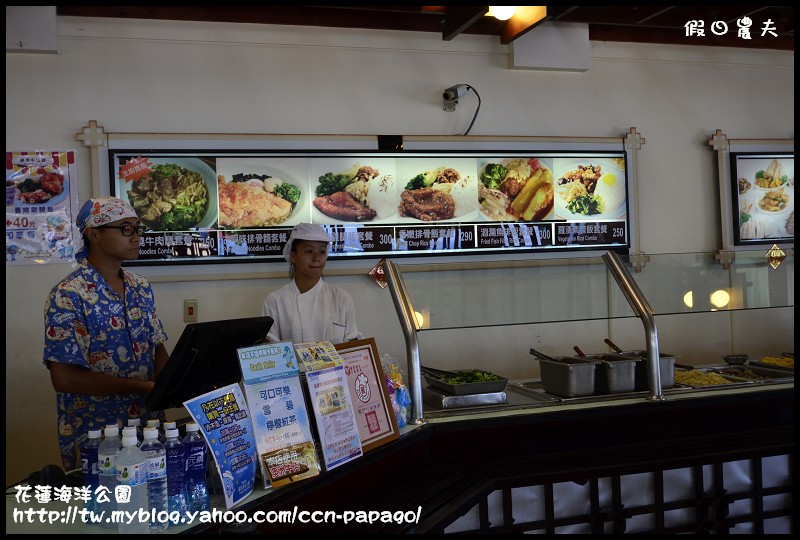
[182,383,256,509]
[335,338,400,452]
[295,341,363,471]
[237,342,321,489]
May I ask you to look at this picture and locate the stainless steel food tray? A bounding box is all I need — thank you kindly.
[585,353,638,393]
[748,361,793,372]
[422,386,508,409]
[710,365,794,383]
[422,368,508,396]
[537,357,598,397]
[616,350,676,390]
[673,368,755,389]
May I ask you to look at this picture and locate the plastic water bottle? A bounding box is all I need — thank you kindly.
[146,419,163,442]
[140,427,168,533]
[121,427,139,446]
[127,418,143,443]
[97,425,122,528]
[164,428,188,516]
[116,435,149,534]
[80,429,103,517]
[183,422,210,512]
[163,421,177,442]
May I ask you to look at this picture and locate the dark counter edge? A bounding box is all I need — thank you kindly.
[188,387,794,534]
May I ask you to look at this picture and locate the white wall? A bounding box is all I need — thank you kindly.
[5,17,794,482]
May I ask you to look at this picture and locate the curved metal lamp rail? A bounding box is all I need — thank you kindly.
[382,259,426,424]
[603,251,665,401]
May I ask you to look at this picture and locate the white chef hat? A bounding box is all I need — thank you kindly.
[282,223,331,263]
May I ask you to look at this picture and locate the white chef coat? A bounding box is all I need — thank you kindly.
[262,278,363,345]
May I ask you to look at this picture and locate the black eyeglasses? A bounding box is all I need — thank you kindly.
[96,224,147,237]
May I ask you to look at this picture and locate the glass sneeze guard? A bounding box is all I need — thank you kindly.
[382,251,794,422]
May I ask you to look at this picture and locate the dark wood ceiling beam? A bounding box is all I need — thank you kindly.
[442,6,488,41]
[500,6,549,45]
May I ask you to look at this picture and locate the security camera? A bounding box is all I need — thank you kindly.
[442,84,469,102]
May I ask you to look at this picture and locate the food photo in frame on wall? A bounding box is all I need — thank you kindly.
[394,157,479,223]
[116,155,219,231]
[310,157,397,224]
[553,157,627,221]
[216,157,309,228]
[477,157,555,222]
[730,153,794,244]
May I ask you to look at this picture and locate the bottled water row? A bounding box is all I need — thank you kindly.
[81,421,210,534]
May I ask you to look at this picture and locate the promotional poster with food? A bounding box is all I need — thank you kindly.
[732,155,794,244]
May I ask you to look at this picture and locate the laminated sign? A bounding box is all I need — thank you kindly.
[183,384,257,509]
[295,341,363,471]
[238,342,321,489]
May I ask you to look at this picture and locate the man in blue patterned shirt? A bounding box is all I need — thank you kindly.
[43,196,169,470]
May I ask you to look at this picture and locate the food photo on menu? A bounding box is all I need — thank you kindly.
[395,158,478,222]
[121,157,218,231]
[215,158,306,228]
[477,157,554,221]
[553,157,627,221]
[734,156,794,241]
[311,158,397,223]
[12,169,67,205]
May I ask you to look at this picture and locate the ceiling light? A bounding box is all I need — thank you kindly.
[710,289,730,309]
[488,6,517,21]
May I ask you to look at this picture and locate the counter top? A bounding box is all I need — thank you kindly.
[7,381,792,534]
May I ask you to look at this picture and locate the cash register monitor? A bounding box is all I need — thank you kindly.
[146,316,274,411]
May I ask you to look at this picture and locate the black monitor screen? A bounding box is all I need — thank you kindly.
[146,316,274,411]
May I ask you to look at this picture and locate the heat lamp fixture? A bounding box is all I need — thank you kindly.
[487,6,517,21]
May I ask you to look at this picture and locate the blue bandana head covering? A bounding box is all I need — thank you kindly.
[74,197,139,260]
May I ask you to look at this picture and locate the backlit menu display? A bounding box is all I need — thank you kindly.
[109,150,630,264]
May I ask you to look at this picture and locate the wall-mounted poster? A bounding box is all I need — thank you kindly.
[6,150,80,265]
[730,153,794,245]
[109,150,630,265]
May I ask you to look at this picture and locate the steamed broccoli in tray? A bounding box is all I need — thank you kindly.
[436,370,502,385]
[480,163,508,190]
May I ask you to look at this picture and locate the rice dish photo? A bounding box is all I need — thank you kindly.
[313,163,394,222]
[554,159,626,219]
[399,166,476,221]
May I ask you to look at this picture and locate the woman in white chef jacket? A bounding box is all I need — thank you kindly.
[262,223,363,344]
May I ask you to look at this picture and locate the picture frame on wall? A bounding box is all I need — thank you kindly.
[334,338,400,452]
[729,152,794,245]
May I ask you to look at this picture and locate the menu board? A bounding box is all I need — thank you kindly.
[730,153,794,245]
[109,150,630,264]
